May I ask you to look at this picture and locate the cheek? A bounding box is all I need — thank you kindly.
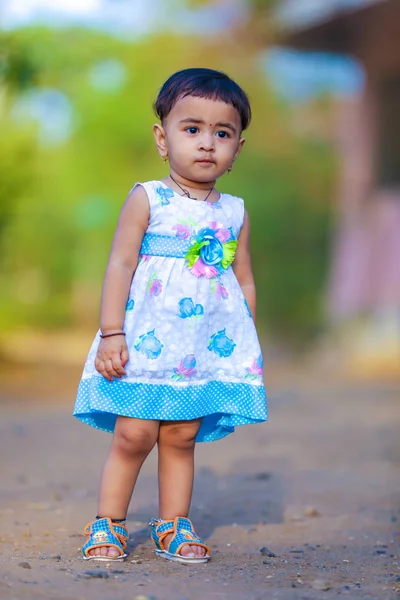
[218,142,237,160]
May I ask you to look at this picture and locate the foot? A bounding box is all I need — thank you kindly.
[163,531,207,558]
[82,517,128,560]
[87,545,120,558]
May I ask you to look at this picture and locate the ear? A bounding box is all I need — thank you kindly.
[234,136,246,161]
[153,123,168,159]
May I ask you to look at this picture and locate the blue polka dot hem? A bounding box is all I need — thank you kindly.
[74,378,267,443]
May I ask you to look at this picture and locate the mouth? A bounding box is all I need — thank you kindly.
[196,159,215,165]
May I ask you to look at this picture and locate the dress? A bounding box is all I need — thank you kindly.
[73,180,267,442]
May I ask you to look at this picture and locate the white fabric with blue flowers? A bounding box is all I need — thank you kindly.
[74,180,267,442]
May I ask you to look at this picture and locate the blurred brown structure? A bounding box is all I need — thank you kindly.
[282,0,400,320]
[280,0,400,373]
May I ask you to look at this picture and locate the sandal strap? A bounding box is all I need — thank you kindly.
[82,517,128,558]
[149,517,174,551]
[168,517,211,557]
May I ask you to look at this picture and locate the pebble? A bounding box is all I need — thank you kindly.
[376,549,387,555]
[260,546,276,557]
[290,549,304,554]
[304,506,320,518]
[18,562,31,569]
[254,472,271,481]
[311,579,331,591]
[82,569,109,579]
[40,553,61,561]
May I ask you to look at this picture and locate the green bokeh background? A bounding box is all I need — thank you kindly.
[0,20,336,349]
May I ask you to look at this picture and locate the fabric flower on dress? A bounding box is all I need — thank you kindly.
[147,272,163,297]
[211,279,229,301]
[172,223,191,240]
[156,186,174,206]
[208,328,236,358]
[177,297,204,319]
[171,354,197,380]
[185,223,237,279]
[206,200,222,210]
[125,298,135,311]
[134,329,164,359]
[245,354,264,380]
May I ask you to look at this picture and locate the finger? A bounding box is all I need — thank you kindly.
[96,359,113,381]
[121,348,129,368]
[100,367,113,381]
[104,359,119,379]
[111,353,126,377]
[95,357,104,374]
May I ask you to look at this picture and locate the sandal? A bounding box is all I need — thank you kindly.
[149,516,210,564]
[82,517,128,561]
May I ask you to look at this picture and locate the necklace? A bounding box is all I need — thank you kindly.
[169,174,214,202]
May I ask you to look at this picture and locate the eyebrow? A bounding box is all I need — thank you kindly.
[179,118,237,135]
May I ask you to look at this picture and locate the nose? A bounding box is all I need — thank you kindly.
[198,131,215,152]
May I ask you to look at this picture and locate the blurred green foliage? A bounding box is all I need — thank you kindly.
[0,25,335,344]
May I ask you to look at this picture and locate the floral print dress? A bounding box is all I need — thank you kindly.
[73,180,267,442]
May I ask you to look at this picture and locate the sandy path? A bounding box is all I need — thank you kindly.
[0,367,399,599]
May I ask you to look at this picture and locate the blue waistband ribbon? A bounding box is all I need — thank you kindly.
[139,233,191,258]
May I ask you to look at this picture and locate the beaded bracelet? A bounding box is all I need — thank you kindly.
[100,332,126,339]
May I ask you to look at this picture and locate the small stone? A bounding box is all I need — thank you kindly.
[254,472,271,481]
[260,546,276,557]
[82,569,109,579]
[18,562,31,569]
[40,553,61,561]
[312,579,331,591]
[376,549,386,555]
[304,506,320,518]
[390,516,397,523]
[263,560,272,565]
[290,549,304,554]
[130,559,142,564]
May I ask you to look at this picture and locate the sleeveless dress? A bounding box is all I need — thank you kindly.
[73,180,267,442]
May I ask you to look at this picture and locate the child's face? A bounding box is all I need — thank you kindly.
[154,95,245,183]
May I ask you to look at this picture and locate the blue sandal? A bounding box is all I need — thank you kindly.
[82,517,128,561]
[149,516,210,564]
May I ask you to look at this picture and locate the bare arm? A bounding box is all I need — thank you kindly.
[100,185,150,332]
[94,185,149,381]
[232,210,256,323]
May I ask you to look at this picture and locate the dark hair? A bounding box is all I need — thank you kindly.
[154,68,251,132]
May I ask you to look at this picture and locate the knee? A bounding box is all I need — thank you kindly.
[113,424,157,457]
[158,422,200,451]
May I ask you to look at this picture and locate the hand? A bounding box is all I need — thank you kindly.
[95,336,129,381]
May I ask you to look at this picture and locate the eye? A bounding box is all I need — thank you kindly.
[185,126,199,134]
[216,130,229,139]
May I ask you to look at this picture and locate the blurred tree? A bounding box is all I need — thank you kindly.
[0,21,335,345]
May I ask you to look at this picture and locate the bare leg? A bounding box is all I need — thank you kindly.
[157,418,206,558]
[89,417,160,558]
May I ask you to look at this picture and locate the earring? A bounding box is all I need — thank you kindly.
[162,154,168,163]
[227,166,233,174]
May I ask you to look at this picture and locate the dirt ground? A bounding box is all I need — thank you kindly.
[0,362,399,600]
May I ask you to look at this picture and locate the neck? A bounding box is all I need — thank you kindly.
[168,171,216,194]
